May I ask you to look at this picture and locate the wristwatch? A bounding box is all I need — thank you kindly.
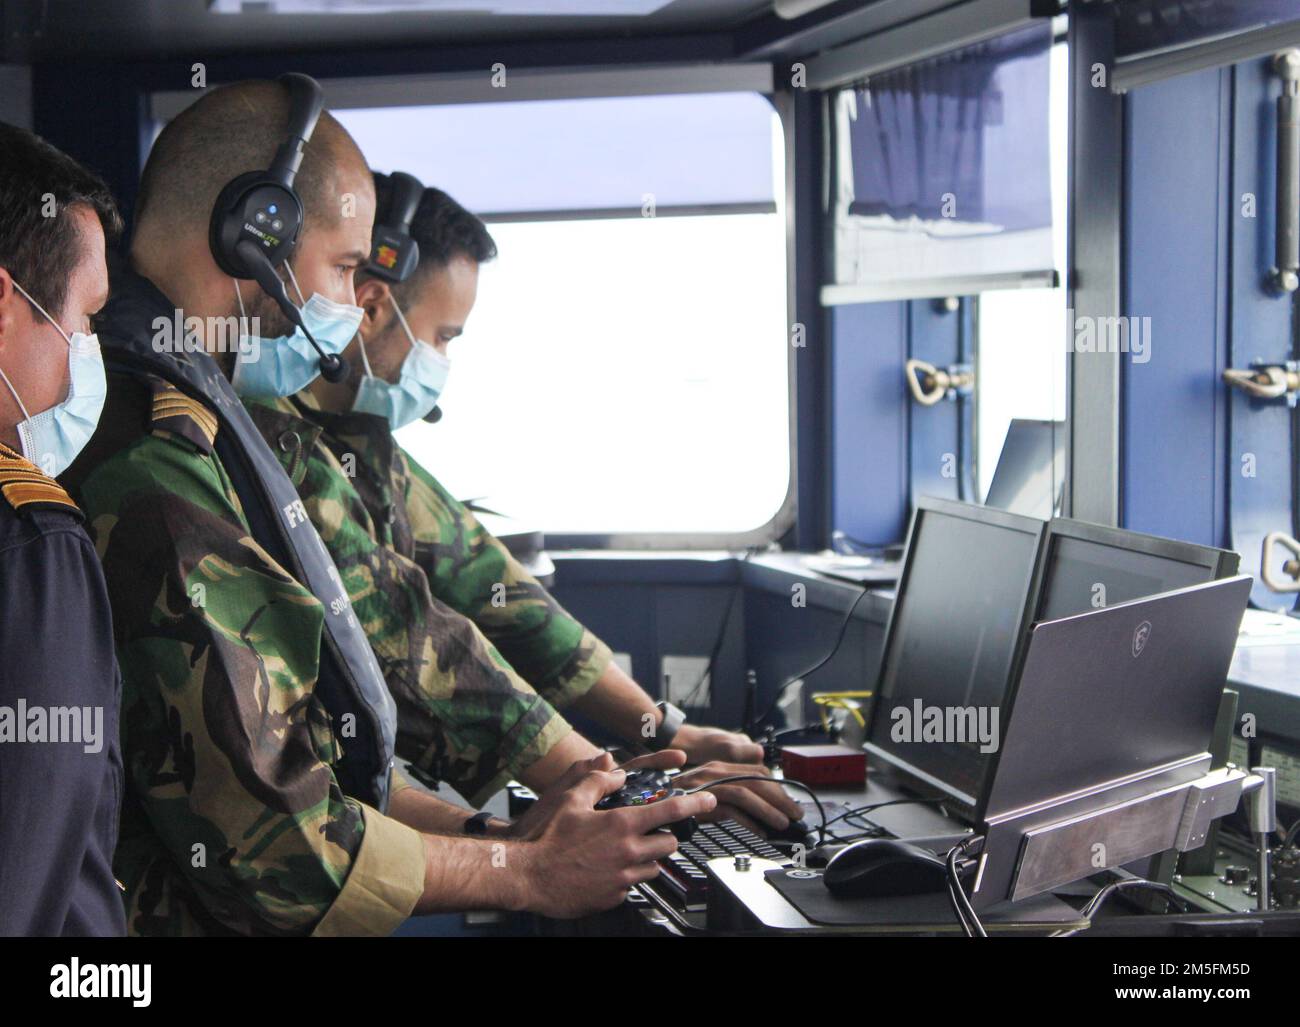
[646,700,687,751]
[463,811,497,836]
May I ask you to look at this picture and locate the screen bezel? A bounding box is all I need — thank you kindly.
[1030,517,1240,624]
[863,496,1050,820]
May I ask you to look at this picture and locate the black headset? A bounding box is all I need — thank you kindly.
[208,72,347,383]
[365,170,442,424]
[366,171,423,284]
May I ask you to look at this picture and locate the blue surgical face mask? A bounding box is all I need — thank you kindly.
[231,264,364,399]
[351,294,450,429]
[0,281,107,477]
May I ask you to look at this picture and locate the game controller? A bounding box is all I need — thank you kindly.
[595,769,698,842]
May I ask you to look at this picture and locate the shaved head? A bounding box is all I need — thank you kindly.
[127,78,376,369]
[134,80,367,246]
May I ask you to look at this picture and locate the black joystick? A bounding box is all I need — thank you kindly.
[595,769,697,842]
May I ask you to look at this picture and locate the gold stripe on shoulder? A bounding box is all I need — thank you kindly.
[0,445,79,514]
[150,382,218,452]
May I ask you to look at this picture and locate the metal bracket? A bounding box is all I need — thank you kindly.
[1268,49,1300,294]
[1006,766,1271,908]
[905,358,974,407]
[1261,531,1300,593]
[1222,361,1300,407]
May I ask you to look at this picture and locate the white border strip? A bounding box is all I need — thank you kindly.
[150,62,775,122]
[821,268,1058,306]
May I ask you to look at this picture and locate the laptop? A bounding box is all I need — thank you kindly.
[972,574,1252,906]
[984,418,1065,520]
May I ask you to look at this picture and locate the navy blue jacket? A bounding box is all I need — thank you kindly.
[0,447,126,936]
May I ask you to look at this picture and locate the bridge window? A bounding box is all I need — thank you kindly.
[336,92,790,543]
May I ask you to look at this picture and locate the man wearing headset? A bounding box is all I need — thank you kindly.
[0,123,125,936]
[62,78,715,937]
[246,174,803,835]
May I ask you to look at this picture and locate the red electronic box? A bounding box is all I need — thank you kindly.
[780,744,867,787]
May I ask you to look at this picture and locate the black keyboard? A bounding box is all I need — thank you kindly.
[656,820,789,910]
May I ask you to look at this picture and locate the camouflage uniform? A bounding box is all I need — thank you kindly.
[62,270,433,937]
[243,391,610,802]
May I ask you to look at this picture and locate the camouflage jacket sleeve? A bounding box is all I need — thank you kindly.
[74,406,424,937]
[247,399,572,807]
[399,455,612,710]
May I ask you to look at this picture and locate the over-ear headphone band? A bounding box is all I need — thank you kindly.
[385,172,422,235]
[366,170,424,284]
[268,73,324,189]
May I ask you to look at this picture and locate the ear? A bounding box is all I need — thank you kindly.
[0,268,15,357]
[355,277,392,335]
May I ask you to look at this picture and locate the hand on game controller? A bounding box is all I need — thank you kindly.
[509,753,717,918]
[614,751,804,837]
[506,750,687,840]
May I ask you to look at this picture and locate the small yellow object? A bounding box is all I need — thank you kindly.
[811,691,874,731]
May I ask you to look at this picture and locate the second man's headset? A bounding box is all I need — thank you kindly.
[365,171,442,423]
[208,72,348,383]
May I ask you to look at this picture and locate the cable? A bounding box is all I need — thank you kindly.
[681,773,829,847]
[1077,878,1193,922]
[814,797,950,841]
[827,796,949,824]
[752,583,874,733]
[1281,816,1300,851]
[945,836,986,938]
[676,549,754,712]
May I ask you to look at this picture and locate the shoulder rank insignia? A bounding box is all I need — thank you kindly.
[150,379,219,453]
[0,442,81,516]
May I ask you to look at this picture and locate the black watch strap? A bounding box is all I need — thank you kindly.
[463,811,496,836]
[646,700,686,751]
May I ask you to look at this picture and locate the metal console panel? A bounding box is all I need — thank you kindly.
[975,754,1212,908]
[977,760,1257,907]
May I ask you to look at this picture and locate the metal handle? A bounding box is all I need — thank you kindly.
[1269,50,1300,294]
[1223,363,1300,405]
[904,358,974,407]
[1261,531,1300,593]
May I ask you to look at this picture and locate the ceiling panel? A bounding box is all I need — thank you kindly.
[3,0,774,61]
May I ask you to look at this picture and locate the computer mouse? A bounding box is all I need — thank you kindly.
[821,838,949,898]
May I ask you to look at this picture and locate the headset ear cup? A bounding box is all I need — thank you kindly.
[210,172,267,278]
[209,172,303,279]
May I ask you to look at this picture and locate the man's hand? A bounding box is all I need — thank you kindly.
[673,723,765,765]
[615,748,805,837]
[507,749,687,839]
[510,753,717,918]
[673,761,805,836]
